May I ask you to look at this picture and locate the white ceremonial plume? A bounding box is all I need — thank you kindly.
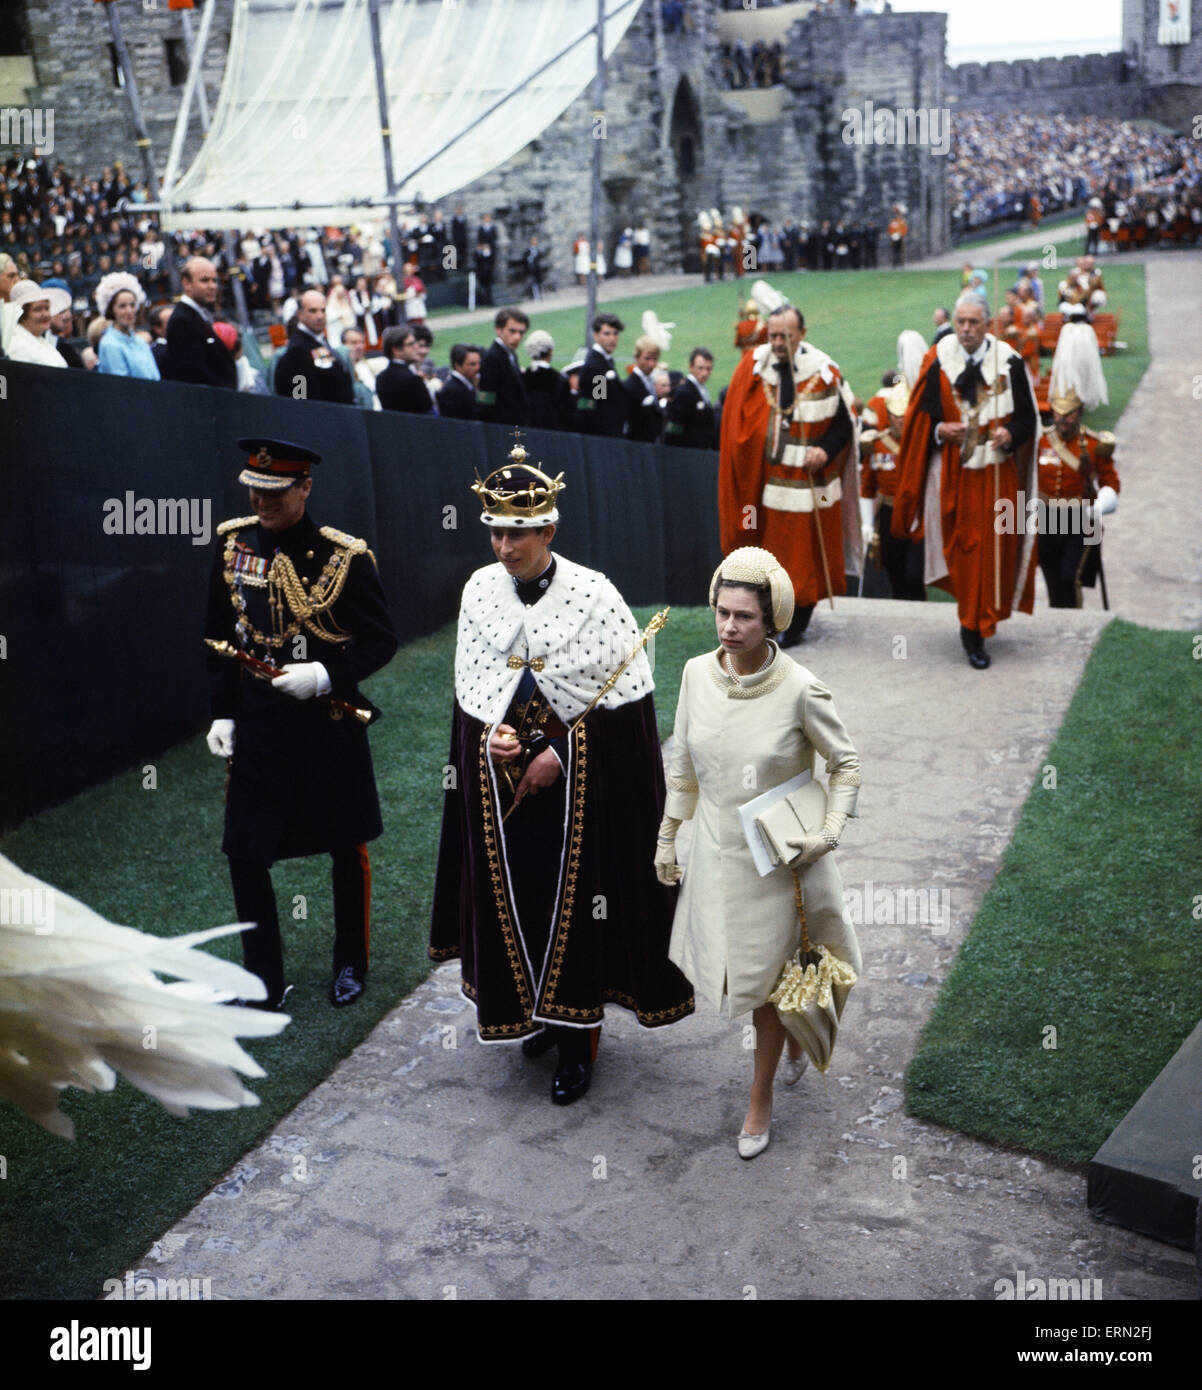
[698,210,713,232]
[750,279,785,319]
[1050,319,1109,411]
[641,310,675,354]
[0,853,289,1140]
[897,330,927,390]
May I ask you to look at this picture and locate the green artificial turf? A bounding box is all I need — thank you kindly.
[0,605,717,1300]
[906,620,1202,1165]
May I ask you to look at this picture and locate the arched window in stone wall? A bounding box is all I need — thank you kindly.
[670,77,702,179]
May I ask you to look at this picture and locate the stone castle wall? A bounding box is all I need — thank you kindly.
[15,0,234,178]
[944,53,1141,119]
[9,0,951,279]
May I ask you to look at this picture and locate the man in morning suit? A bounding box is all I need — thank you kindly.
[575,312,628,438]
[162,256,237,388]
[375,325,434,414]
[664,347,717,449]
[437,343,482,420]
[272,289,356,405]
[477,307,530,427]
[622,335,664,443]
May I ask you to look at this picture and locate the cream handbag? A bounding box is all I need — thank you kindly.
[754,777,829,869]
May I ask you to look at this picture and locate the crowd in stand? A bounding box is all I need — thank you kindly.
[717,39,786,90]
[948,111,1200,235]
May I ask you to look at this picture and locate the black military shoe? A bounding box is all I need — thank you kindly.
[521,1027,558,1059]
[227,984,291,1012]
[960,625,990,670]
[551,1061,592,1106]
[330,966,366,1008]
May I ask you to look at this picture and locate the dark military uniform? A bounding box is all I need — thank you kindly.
[206,457,396,1005]
[1036,424,1119,608]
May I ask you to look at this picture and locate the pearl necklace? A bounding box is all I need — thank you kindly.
[723,643,774,681]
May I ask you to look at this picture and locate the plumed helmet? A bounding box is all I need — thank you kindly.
[710,547,795,634]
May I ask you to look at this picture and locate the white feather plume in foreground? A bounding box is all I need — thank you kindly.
[0,853,289,1139]
[641,309,675,354]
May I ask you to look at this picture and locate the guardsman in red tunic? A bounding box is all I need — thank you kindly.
[888,205,908,267]
[891,294,1039,669]
[719,304,862,644]
[1037,388,1119,608]
[734,299,768,353]
[860,378,925,600]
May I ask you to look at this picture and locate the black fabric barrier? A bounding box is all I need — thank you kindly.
[0,362,720,828]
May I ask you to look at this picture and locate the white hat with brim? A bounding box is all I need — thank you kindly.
[10,278,71,317]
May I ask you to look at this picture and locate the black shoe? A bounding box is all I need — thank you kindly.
[960,625,990,670]
[780,605,814,648]
[521,1027,558,1059]
[330,966,366,1008]
[227,983,291,1012]
[551,1061,592,1105]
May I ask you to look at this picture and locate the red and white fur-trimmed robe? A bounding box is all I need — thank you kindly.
[891,334,1039,638]
[719,341,862,606]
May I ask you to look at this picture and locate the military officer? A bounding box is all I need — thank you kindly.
[859,378,925,600]
[1037,390,1119,608]
[205,439,397,1008]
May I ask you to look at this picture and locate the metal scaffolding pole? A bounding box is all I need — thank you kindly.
[585,0,606,351]
[367,0,405,281]
[165,1,248,327]
[103,0,180,294]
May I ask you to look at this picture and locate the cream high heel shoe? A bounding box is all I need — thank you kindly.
[780,1052,809,1086]
[737,1125,771,1160]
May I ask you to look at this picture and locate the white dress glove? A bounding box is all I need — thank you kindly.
[1094,485,1118,517]
[785,810,848,866]
[654,813,682,886]
[206,719,235,757]
[271,661,332,701]
[859,497,876,549]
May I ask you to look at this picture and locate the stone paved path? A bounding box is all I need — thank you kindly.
[116,247,1200,1304]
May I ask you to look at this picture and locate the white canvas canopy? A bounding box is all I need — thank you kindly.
[162,0,643,230]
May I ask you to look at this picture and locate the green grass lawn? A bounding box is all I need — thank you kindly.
[0,259,1155,1295]
[422,263,1148,430]
[906,621,1202,1165]
[0,605,716,1300]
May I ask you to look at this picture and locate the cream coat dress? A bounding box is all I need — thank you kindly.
[666,645,862,1019]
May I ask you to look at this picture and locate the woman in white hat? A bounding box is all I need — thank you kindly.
[94,272,160,380]
[5,278,71,368]
[655,547,863,1159]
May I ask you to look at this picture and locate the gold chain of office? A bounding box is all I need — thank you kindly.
[225,537,353,649]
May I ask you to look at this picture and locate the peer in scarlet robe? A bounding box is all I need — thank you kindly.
[890,332,1039,639]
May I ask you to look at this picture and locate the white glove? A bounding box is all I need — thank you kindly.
[859,497,876,549]
[271,661,332,701]
[655,813,682,886]
[206,719,235,757]
[785,810,848,866]
[1094,485,1117,517]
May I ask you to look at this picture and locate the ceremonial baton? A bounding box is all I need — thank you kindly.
[804,463,837,611]
[204,639,373,724]
[992,260,1002,614]
[500,608,671,823]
